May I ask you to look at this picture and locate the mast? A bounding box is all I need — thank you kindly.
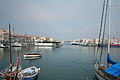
[108,0,111,54]
[96,0,106,62]
[100,0,109,63]
[9,23,12,69]
[14,51,20,80]
[98,0,106,46]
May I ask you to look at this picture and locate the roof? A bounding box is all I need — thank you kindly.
[11,34,33,37]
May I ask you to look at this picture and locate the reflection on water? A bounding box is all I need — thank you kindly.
[0,45,120,80]
[95,47,120,64]
[0,48,3,61]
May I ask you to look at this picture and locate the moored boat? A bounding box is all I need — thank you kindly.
[23,50,43,58]
[98,43,120,47]
[94,0,120,79]
[23,53,43,58]
[70,41,80,45]
[110,44,120,47]
[0,43,8,48]
[24,57,41,60]
[94,59,119,80]
[12,42,22,47]
[18,66,40,80]
[0,23,22,79]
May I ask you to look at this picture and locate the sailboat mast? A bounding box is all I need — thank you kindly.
[9,23,12,66]
[108,0,111,54]
[99,0,109,63]
[98,0,106,45]
[96,0,106,62]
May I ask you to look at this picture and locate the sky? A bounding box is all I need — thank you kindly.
[0,0,120,40]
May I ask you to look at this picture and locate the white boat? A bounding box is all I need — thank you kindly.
[12,42,22,47]
[0,43,8,48]
[18,66,40,80]
[24,57,41,60]
[23,51,43,58]
[23,53,43,58]
[34,41,56,47]
[70,41,80,45]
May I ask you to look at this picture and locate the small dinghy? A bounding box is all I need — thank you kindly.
[19,66,40,80]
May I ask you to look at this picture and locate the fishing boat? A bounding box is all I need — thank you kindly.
[0,64,22,79]
[0,23,22,79]
[94,0,120,80]
[18,66,40,80]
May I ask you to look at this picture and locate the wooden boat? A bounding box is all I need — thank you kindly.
[94,0,120,79]
[0,23,22,79]
[94,59,120,80]
[18,66,40,80]
[0,65,22,79]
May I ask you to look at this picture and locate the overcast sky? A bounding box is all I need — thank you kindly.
[0,0,120,40]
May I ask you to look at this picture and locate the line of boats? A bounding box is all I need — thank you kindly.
[71,41,120,47]
[0,41,63,48]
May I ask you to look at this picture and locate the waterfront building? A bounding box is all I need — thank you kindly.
[0,28,9,44]
[11,34,35,46]
[0,28,62,47]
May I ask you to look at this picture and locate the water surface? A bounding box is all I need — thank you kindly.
[0,44,120,80]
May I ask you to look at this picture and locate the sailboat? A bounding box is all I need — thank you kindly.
[94,0,120,80]
[0,23,21,79]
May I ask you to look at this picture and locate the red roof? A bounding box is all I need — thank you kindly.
[11,34,33,37]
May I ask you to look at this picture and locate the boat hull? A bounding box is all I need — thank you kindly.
[34,43,56,47]
[19,66,40,80]
[95,69,106,80]
[22,74,38,80]
[24,55,41,58]
[94,62,119,80]
[98,44,120,47]
[110,44,120,47]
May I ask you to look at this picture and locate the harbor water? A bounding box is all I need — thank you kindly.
[0,44,120,80]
